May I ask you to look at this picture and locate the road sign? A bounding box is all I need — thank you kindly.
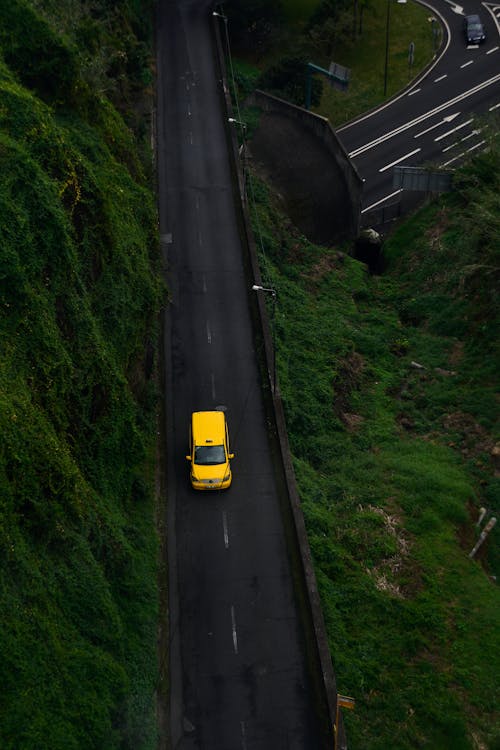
[329,61,351,90]
[337,695,356,710]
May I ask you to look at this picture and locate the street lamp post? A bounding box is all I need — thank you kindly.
[384,0,407,97]
[228,118,248,198]
[252,284,277,393]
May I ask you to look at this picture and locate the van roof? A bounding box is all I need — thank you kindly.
[191,410,226,444]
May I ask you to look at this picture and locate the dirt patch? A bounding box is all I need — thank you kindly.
[305,251,346,287]
[442,412,496,461]
[424,207,451,251]
[448,340,464,367]
[360,503,412,598]
[333,352,365,425]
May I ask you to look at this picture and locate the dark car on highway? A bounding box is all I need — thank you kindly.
[463,14,486,44]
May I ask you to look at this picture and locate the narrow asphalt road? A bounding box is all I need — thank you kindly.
[156,1,325,748]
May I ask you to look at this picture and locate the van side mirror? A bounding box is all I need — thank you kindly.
[185,455,191,461]
[229,453,235,460]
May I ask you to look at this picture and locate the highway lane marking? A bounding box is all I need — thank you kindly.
[434,74,448,82]
[461,60,474,68]
[442,129,482,151]
[467,139,487,153]
[434,118,473,141]
[230,606,238,654]
[414,112,460,138]
[444,0,463,13]
[222,511,229,548]
[203,275,207,293]
[206,321,212,344]
[442,151,465,166]
[198,229,202,247]
[379,148,421,172]
[487,46,499,54]
[361,189,402,213]
[240,721,247,750]
[187,103,191,117]
[441,138,486,167]
[489,102,500,110]
[189,131,193,145]
[460,129,481,142]
[408,88,421,96]
[348,72,500,158]
[434,117,474,143]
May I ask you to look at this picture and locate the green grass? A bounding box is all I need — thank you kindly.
[245,142,500,748]
[0,2,162,748]
[318,0,437,123]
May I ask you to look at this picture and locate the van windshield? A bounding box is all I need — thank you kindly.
[195,445,226,465]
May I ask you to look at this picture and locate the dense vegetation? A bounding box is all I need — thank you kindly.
[0,1,161,748]
[227,0,499,747]
[247,139,499,749]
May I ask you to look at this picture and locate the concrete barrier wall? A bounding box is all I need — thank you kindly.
[250,89,363,239]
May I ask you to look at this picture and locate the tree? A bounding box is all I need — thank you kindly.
[225,0,284,56]
[257,57,323,108]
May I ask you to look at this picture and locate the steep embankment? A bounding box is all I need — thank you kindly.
[0,2,161,748]
[247,139,499,749]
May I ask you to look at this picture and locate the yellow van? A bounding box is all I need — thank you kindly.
[186,410,234,490]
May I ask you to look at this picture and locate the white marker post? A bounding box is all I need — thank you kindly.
[469,517,497,559]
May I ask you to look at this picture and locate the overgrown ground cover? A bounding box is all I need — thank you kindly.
[0,1,161,748]
[246,143,500,748]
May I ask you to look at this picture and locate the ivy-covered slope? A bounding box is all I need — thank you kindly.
[0,2,162,748]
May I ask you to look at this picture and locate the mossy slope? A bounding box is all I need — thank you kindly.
[0,2,161,748]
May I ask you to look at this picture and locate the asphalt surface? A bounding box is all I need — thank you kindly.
[337,0,500,215]
[155,0,498,746]
[156,1,323,747]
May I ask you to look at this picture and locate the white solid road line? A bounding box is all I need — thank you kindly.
[222,511,229,549]
[231,606,238,654]
[434,117,474,141]
[361,189,402,213]
[349,73,500,158]
[241,721,248,750]
[379,148,421,172]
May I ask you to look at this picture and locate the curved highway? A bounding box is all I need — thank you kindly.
[338,0,500,214]
[156,0,324,747]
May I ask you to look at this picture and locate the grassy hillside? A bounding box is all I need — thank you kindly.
[0,2,162,748]
[246,140,499,748]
